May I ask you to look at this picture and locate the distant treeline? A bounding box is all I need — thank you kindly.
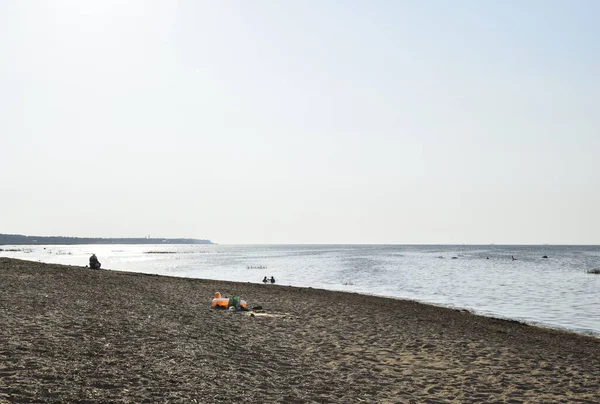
[0,233,213,245]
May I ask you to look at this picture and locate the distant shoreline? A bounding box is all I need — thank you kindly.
[0,233,213,245]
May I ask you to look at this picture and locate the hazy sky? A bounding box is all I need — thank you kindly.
[1,0,599,244]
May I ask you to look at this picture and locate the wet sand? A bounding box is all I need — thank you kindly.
[1,257,599,403]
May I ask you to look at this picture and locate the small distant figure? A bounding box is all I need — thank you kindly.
[486,257,489,260]
[512,256,517,261]
[89,253,101,269]
[542,255,548,259]
[270,276,276,284]
[262,276,268,284]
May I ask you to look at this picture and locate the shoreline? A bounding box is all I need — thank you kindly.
[1,257,599,402]
[4,254,598,339]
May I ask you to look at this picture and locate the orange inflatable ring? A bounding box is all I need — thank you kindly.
[211,292,247,309]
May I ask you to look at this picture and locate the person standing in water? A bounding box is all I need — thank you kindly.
[270,276,276,284]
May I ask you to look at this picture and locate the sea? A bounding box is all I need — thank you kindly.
[2,244,599,336]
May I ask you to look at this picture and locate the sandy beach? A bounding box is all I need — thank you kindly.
[1,257,598,403]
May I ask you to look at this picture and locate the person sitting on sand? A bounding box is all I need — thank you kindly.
[262,276,268,284]
[270,276,275,284]
[89,254,101,270]
[228,296,249,311]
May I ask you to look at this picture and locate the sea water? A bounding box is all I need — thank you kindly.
[2,244,599,336]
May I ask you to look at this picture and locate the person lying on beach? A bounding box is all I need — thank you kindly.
[89,254,101,270]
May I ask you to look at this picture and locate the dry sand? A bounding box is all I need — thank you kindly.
[1,257,599,403]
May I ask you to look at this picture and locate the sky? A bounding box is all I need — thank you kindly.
[1,0,599,244]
